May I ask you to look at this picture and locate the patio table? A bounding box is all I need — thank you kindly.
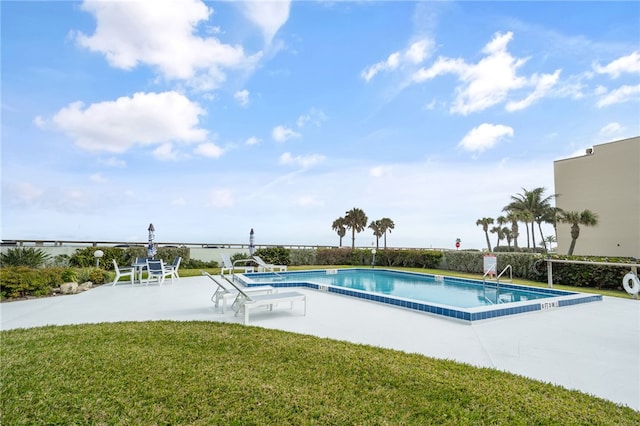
[131,259,148,283]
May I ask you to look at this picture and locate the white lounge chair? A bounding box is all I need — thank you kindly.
[252,255,287,272]
[146,259,173,285]
[202,272,275,313]
[221,274,306,325]
[220,253,254,275]
[112,260,134,286]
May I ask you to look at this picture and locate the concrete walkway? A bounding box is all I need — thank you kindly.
[1,275,638,411]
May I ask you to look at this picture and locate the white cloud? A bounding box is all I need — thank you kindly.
[272,125,301,142]
[599,122,624,137]
[361,38,434,82]
[152,143,178,161]
[75,0,259,91]
[48,91,207,153]
[413,32,531,115]
[412,32,563,114]
[209,188,234,208]
[593,51,640,79]
[236,1,290,44]
[279,152,326,168]
[194,142,224,158]
[297,108,327,128]
[369,166,391,177]
[458,123,514,153]
[234,89,250,107]
[596,84,640,107]
[506,69,561,112]
[245,136,261,146]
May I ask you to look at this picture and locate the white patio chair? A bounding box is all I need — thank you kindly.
[146,259,173,285]
[166,256,182,280]
[112,259,134,286]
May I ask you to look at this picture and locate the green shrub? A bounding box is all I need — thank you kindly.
[60,269,78,282]
[181,258,218,269]
[316,248,353,265]
[0,247,51,268]
[254,247,290,266]
[545,255,634,290]
[83,268,110,285]
[69,246,190,270]
[289,249,317,266]
[0,267,57,299]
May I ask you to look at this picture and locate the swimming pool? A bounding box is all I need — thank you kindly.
[238,268,602,322]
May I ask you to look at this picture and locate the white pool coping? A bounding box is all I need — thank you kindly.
[1,275,638,411]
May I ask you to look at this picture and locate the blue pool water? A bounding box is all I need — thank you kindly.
[240,268,602,322]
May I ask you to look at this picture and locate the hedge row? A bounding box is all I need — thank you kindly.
[0,266,110,299]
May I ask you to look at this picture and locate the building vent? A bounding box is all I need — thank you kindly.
[586,148,594,155]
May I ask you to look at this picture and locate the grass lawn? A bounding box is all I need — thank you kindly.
[2,321,638,424]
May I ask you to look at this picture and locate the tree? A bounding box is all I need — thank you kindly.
[476,217,494,252]
[504,211,521,249]
[503,227,513,248]
[505,187,555,250]
[490,226,504,249]
[344,208,368,249]
[559,209,599,255]
[331,217,347,247]
[368,220,384,249]
[379,217,395,249]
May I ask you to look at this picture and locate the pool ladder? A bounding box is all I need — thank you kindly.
[482,264,513,304]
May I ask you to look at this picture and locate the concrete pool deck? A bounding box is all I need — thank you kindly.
[1,275,638,411]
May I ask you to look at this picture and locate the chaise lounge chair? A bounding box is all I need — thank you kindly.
[219,273,306,325]
[220,253,254,275]
[252,255,287,273]
[202,271,275,313]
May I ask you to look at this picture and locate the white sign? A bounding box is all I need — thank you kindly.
[483,255,497,276]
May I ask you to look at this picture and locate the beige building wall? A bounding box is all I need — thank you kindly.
[553,137,639,258]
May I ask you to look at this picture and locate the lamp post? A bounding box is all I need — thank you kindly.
[249,228,255,255]
[371,248,377,268]
[94,250,104,267]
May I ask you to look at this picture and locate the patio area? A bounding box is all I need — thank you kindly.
[1,275,638,411]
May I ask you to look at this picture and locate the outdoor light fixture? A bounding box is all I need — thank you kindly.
[371,248,377,268]
[94,250,104,267]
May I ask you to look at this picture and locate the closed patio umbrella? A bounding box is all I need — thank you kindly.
[147,223,157,259]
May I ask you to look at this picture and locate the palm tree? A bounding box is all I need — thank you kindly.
[505,187,555,249]
[503,227,513,249]
[476,217,494,252]
[504,211,521,249]
[379,217,395,249]
[368,220,384,249]
[559,209,599,255]
[331,217,347,247]
[490,226,504,249]
[344,208,368,249]
[536,206,563,253]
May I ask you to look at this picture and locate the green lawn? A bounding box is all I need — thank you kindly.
[2,322,637,424]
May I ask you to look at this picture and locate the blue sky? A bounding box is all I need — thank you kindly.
[2,1,639,250]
